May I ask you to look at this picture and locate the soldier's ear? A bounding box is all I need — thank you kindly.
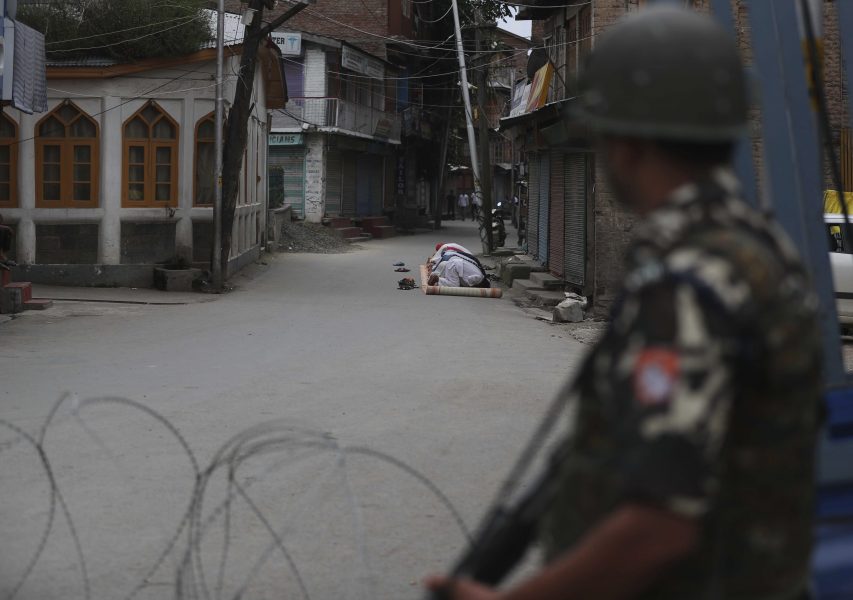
[606,137,653,175]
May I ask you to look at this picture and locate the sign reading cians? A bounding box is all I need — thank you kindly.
[341,45,384,80]
[269,133,304,146]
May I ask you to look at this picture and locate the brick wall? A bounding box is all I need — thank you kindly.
[587,0,634,314]
[591,165,636,316]
[232,0,391,59]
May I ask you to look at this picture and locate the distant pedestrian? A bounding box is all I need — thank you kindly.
[446,191,456,220]
[458,192,469,221]
[511,193,520,227]
[471,192,482,221]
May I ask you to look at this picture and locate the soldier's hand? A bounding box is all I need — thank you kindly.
[424,575,502,600]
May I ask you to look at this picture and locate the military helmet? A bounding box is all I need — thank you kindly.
[574,6,748,142]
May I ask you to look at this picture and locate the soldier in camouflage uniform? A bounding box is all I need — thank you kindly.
[428,6,822,600]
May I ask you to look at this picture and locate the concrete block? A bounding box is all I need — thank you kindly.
[0,286,23,314]
[333,227,363,239]
[371,226,396,239]
[526,290,568,307]
[4,281,32,302]
[501,263,545,286]
[511,278,543,293]
[328,217,353,229]
[24,299,53,311]
[153,267,203,292]
[345,234,373,244]
[529,272,564,290]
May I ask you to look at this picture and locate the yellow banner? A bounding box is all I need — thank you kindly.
[525,63,554,114]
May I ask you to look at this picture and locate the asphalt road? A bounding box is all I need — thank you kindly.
[0,219,586,599]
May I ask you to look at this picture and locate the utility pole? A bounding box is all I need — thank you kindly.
[433,93,453,229]
[212,0,224,288]
[475,9,494,252]
[450,0,481,204]
[217,0,311,285]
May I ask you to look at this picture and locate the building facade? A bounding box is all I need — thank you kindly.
[237,0,456,224]
[1,23,285,284]
[267,32,402,222]
[503,0,850,315]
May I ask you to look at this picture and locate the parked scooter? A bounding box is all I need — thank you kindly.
[492,201,507,248]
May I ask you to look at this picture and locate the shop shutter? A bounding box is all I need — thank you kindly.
[549,151,565,277]
[527,154,539,258]
[268,148,305,218]
[371,156,384,214]
[341,154,357,216]
[326,151,342,215]
[564,153,587,286]
[537,152,550,265]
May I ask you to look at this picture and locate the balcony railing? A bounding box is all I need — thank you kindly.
[271,97,401,143]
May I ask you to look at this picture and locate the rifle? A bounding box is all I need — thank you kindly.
[427,372,582,599]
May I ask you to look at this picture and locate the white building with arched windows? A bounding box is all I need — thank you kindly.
[0,17,286,286]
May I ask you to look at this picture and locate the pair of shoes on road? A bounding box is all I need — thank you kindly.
[393,261,405,267]
[397,277,416,290]
[394,267,410,272]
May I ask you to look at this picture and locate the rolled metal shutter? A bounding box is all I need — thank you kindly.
[527,154,539,258]
[268,149,305,218]
[371,156,384,215]
[326,151,342,216]
[549,151,565,277]
[564,153,587,286]
[537,152,549,265]
[341,154,357,216]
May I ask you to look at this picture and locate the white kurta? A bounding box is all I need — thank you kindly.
[436,254,484,287]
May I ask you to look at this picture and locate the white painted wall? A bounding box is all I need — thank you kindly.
[3,52,272,268]
[303,133,325,222]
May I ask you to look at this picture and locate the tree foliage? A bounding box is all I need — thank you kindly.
[18,0,212,62]
[460,0,513,24]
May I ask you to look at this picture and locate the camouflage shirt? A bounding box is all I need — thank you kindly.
[541,169,822,599]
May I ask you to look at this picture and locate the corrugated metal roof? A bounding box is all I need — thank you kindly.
[46,56,120,68]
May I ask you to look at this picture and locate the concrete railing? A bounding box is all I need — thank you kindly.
[272,98,401,143]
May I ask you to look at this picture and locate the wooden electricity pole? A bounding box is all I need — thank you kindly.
[216,0,310,285]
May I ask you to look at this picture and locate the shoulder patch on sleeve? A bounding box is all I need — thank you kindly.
[633,348,680,407]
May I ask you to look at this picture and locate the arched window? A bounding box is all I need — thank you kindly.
[35,102,99,208]
[123,101,179,207]
[194,113,215,206]
[0,113,18,208]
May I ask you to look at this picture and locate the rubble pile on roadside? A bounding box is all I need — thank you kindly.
[280,221,353,253]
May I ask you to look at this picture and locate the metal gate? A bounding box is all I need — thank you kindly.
[355,155,383,216]
[527,154,539,257]
[537,152,550,264]
[549,151,565,277]
[341,154,357,216]
[326,151,342,216]
[564,153,587,287]
[268,149,305,218]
